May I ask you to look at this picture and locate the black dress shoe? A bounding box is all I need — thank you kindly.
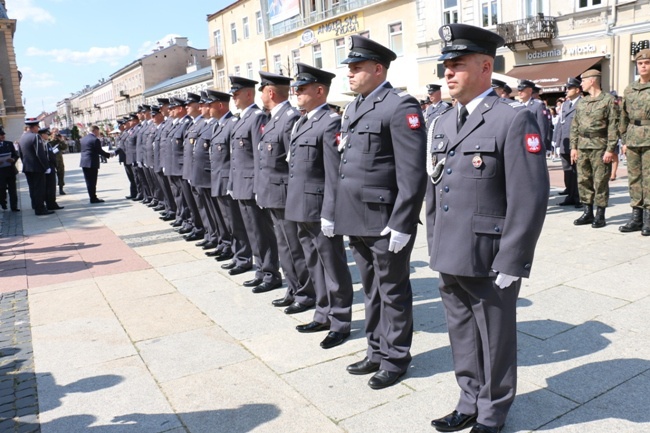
[160,214,175,221]
[283,301,313,314]
[346,357,380,375]
[125,196,134,200]
[272,296,294,307]
[558,189,568,195]
[49,205,65,209]
[243,277,263,286]
[195,239,209,247]
[558,199,578,206]
[133,195,143,201]
[367,369,405,390]
[252,280,282,293]
[201,242,217,250]
[431,410,478,432]
[469,423,502,433]
[296,321,329,333]
[11,209,20,212]
[178,226,193,234]
[35,210,55,215]
[320,331,350,349]
[221,261,237,270]
[142,198,152,204]
[170,220,183,227]
[184,233,203,242]
[205,250,220,257]
[215,251,234,262]
[230,266,253,276]
[90,198,105,204]
[147,200,159,208]
[153,204,166,211]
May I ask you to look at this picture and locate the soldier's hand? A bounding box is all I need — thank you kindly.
[320,218,335,237]
[495,272,520,289]
[603,150,614,164]
[570,149,578,164]
[380,226,411,254]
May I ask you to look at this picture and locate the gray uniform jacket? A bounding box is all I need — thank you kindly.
[135,120,149,164]
[191,118,214,188]
[257,101,300,209]
[428,94,549,278]
[19,132,49,173]
[426,101,452,126]
[552,97,581,155]
[167,116,192,177]
[285,106,341,223]
[183,116,204,180]
[125,123,141,165]
[525,99,551,150]
[210,112,237,197]
[334,82,427,236]
[229,105,267,200]
[143,122,157,168]
[156,118,174,173]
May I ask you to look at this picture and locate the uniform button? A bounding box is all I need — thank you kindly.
[446,168,452,174]
[343,159,347,164]
[494,226,500,233]
[475,145,480,149]
[449,150,455,156]
[365,125,369,129]
[291,152,295,157]
[524,263,531,270]
[444,186,449,192]
[341,174,345,179]
[317,188,322,193]
[379,196,384,201]
[351,128,355,133]
[290,163,294,167]
[347,143,351,148]
[443,205,449,211]
[290,173,293,178]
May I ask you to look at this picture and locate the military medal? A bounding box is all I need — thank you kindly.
[217,145,222,151]
[472,154,483,168]
[267,144,273,151]
[190,138,195,145]
[239,140,244,147]
[431,154,437,166]
[203,142,209,149]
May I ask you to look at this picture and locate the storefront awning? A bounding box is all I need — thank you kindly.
[506,56,605,93]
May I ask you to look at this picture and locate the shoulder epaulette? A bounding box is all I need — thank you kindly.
[231,117,238,122]
[329,112,340,118]
[255,109,264,115]
[501,99,524,108]
[397,90,409,98]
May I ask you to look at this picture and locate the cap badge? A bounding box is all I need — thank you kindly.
[442,26,453,42]
[346,36,353,50]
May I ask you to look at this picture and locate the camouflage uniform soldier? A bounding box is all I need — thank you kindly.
[48,131,68,195]
[619,49,650,235]
[570,69,619,228]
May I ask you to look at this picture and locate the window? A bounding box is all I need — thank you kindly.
[291,49,300,75]
[443,0,459,25]
[243,17,250,39]
[389,22,403,56]
[309,0,317,13]
[246,62,253,79]
[230,23,237,44]
[213,30,222,56]
[335,38,346,65]
[578,0,602,7]
[524,0,545,16]
[234,65,241,76]
[273,54,282,74]
[259,58,267,71]
[481,0,498,27]
[217,70,225,91]
[313,44,322,69]
[256,11,263,34]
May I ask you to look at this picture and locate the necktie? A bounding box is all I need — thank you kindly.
[293,115,308,136]
[356,96,365,110]
[457,106,468,132]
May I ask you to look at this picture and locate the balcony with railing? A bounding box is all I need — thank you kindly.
[268,0,383,39]
[496,14,557,51]
[207,45,223,59]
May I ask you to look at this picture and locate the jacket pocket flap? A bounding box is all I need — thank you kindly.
[472,214,505,235]
[304,183,324,194]
[361,186,396,204]
[298,136,318,146]
[360,120,382,134]
[270,175,287,185]
[461,137,496,154]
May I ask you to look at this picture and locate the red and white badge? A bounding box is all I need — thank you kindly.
[406,114,420,130]
[261,124,265,134]
[525,133,542,153]
[335,132,341,146]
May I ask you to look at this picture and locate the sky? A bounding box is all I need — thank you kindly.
[7,0,233,116]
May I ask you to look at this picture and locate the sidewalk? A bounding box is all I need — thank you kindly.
[1,153,649,433]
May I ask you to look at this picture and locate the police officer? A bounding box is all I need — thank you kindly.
[570,69,619,228]
[156,98,178,221]
[427,24,549,433]
[491,78,512,99]
[125,112,143,200]
[18,118,53,215]
[336,35,427,389]
[228,76,282,292]
[287,62,354,349]
[619,48,650,235]
[0,126,19,211]
[553,77,583,207]
[257,71,316,313]
[205,89,252,269]
[424,84,451,126]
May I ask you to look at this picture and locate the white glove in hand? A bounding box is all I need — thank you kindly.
[45,168,51,174]
[495,272,520,289]
[321,218,335,237]
[380,226,411,254]
[227,190,233,198]
[52,148,60,154]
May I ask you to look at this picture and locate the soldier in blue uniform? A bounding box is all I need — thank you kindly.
[427,24,549,433]
[424,84,451,125]
[336,35,427,389]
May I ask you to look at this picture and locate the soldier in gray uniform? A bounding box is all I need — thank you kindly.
[18,118,53,215]
[154,98,177,220]
[427,24,549,433]
[336,35,427,389]
[286,62,354,349]
[228,76,282,292]
[491,78,512,99]
[257,71,316,312]
[424,84,451,126]
[570,69,618,228]
[205,89,252,269]
[553,77,582,207]
[517,79,551,152]
[166,98,193,229]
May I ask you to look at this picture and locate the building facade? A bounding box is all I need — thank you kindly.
[0,0,26,140]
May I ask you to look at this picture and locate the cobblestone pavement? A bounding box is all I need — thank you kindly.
[0,290,40,433]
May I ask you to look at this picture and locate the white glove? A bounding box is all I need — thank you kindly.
[52,148,60,154]
[380,226,411,254]
[45,168,52,174]
[321,218,335,237]
[494,272,520,289]
[227,190,233,198]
